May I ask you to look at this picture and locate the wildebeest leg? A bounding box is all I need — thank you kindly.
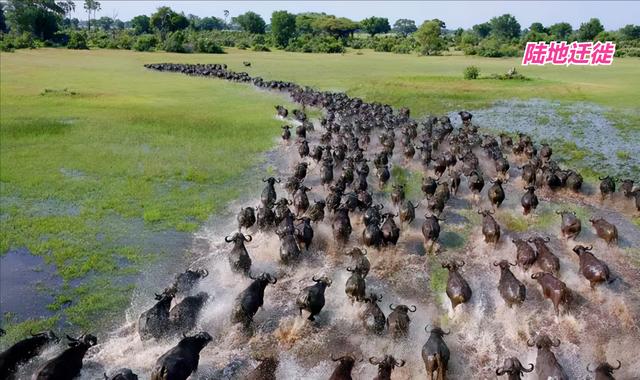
[299,308,303,317]
[436,353,444,380]
[308,314,315,321]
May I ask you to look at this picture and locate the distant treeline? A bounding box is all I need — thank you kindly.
[1,1,639,56]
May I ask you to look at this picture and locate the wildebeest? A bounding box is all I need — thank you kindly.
[422,176,438,199]
[294,217,314,250]
[599,176,616,200]
[399,200,419,226]
[306,199,326,223]
[150,332,212,380]
[281,125,291,141]
[363,203,384,227]
[243,356,279,380]
[587,360,622,380]
[468,170,485,196]
[529,236,560,274]
[390,184,405,207]
[422,213,443,250]
[138,289,175,340]
[495,158,510,179]
[169,292,209,335]
[442,260,472,309]
[256,204,276,230]
[328,354,359,380]
[231,273,277,328]
[521,186,539,215]
[332,206,352,247]
[0,330,59,378]
[557,210,581,239]
[450,171,461,195]
[170,268,209,295]
[565,170,583,192]
[261,177,280,208]
[380,213,400,245]
[293,162,309,180]
[361,293,385,334]
[494,260,526,307]
[237,207,256,230]
[293,185,312,216]
[386,304,416,339]
[345,267,366,302]
[346,247,370,278]
[368,355,405,380]
[527,334,568,380]
[278,228,302,265]
[459,110,472,125]
[422,326,451,380]
[275,105,288,118]
[34,334,97,380]
[362,220,383,248]
[589,217,618,245]
[488,179,506,208]
[620,179,634,197]
[479,210,500,244]
[296,276,331,321]
[512,238,537,271]
[495,357,534,379]
[573,245,612,289]
[105,368,138,380]
[225,232,253,274]
[531,272,569,315]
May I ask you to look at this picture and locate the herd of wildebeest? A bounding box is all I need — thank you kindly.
[1,62,638,380]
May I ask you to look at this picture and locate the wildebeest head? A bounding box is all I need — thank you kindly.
[346,247,367,257]
[365,292,382,304]
[181,331,213,349]
[32,330,60,343]
[587,360,621,377]
[155,287,176,301]
[527,333,560,349]
[495,357,534,377]
[262,177,281,185]
[493,260,516,270]
[389,304,416,314]
[572,244,593,256]
[331,353,361,366]
[312,275,332,287]
[369,355,405,370]
[425,325,450,337]
[249,272,278,285]
[66,333,97,348]
[441,260,465,272]
[225,232,252,243]
[478,209,494,217]
[527,236,550,244]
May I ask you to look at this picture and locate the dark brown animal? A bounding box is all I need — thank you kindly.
[494,260,526,307]
[328,354,359,380]
[369,355,405,380]
[442,261,472,309]
[386,304,416,339]
[587,360,622,380]
[480,210,500,244]
[495,357,534,379]
[573,245,613,289]
[531,273,569,315]
[527,334,568,380]
[529,236,560,274]
[421,326,450,380]
[557,210,581,239]
[590,217,618,245]
[512,238,537,271]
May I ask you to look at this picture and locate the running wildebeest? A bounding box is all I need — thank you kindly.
[529,236,560,274]
[169,292,209,335]
[105,368,138,380]
[138,289,175,340]
[231,273,277,328]
[296,275,331,321]
[0,330,59,378]
[328,353,359,380]
[422,213,443,249]
[332,206,352,247]
[589,217,619,245]
[346,247,370,278]
[620,179,634,197]
[587,360,622,380]
[150,332,212,380]
[399,200,419,226]
[442,260,472,310]
[361,293,386,334]
[494,260,526,307]
[261,177,280,208]
[306,199,326,223]
[521,186,539,215]
[34,334,97,380]
[488,178,506,208]
[386,304,416,339]
[480,210,500,244]
[599,176,616,200]
[294,216,314,250]
[422,326,451,380]
[527,334,568,380]
[495,357,534,379]
[380,212,400,245]
[237,207,256,230]
[170,268,209,295]
[557,210,581,239]
[345,267,366,302]
[573,245,613,289]
[225,232,253,274]
[244,356,279,380]
[368,355,405,380]
[512,238,537,271]
[531,272,570,315]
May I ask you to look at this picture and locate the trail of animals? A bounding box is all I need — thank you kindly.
[1,63,639,380]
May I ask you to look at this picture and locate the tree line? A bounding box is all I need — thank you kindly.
[1,1,639,56]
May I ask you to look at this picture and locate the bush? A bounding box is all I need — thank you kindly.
[252,44,270,52]
[132,34,158,52]
[286,34,345,53]
[67,31,88,50]
[164,31,189,53]
[0,32,38,51]
[463,66,480,80]
[193,37,224,54]
[108,32,134,50]
[237,41,250,49]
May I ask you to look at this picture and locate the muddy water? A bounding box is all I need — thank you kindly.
[62,100,639,380]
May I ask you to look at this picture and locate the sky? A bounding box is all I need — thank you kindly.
[69,1,639,30]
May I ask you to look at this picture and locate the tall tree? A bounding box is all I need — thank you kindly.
[223,9,229,25]
[472,22,492,38]
[489,13,520,40]
[311,15,358,39]
[392,18,417,36]
[233,11,266,34]
[529,22,548,34]
[150,6,188,38]
[130,14,150,35]
[0,3,7,33]
[577,18,604,41]
[415,19,446,55]
[83,0,100,31]
[619,24,640,40]
[548,22,572,40]
[5,0,72,39]
[360,16,390,37]
[271,10,296,47]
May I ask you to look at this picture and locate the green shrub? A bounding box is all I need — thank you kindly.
[67,31,88,50]
[0,32,38,51]
[132,34,157,52]
[252,44,270,52]
[237,41,250,49]
[193,38,224,54]
[463,65,480,80]
[164,31,188,53]
[286,34,345,53]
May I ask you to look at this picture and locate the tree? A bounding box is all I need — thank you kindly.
[223,9,229,25]
[392,18,417,36]
[619,24,640,40]
[233,11,266,34]
[150,6,188,38]
[489,14,520,40]
[472,22,491,38]
[548,22,572,40]
[0,3,7,33]
[4,0,72,39]
[96,16,112,31]
[295,12,325,34]
[83,0,100,31]
[415,19,446,55]
[578,18,604,41]
[360,16,390,37]
[130,14,150,35]
[311,15,358,39]
[197,16,224,31]
[529,22,548,34]
[271,10,296,47]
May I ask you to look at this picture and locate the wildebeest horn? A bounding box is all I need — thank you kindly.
[276,178,281,183]
[496,367,506,376]
[409,305,417,312]
[30,330,37,336]
[225,235,233,242]
[269,274,277,284]
[526,338,535,347]
[312,275,319,282]
[544,236,550,242]
[527,237,534,243]
[457,260,465,267]
[346,267,354,272]
[598,176,607,180]
[262,177,267,182]
[199,268,209,278]
[586,245,593,250]
[509,262,516,266]
[395,359,406,367]
[493,261,499,266]
[477,210,482,214]
[249,273,256,280]
[424,325,431,333]
[369,357,379,365]
[613,360,622,370]
[66,334,78,342]
[389,303,396,310]
[362,248,368,255]
[586,364,594,373]
[522,363,534,372]
[552,338,561,347]
[330,354,343,362]
[244,234,253,242]
[531,273,541,279]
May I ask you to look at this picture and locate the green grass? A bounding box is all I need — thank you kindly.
[1,48,639,340]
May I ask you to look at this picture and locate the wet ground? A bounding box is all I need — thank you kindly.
[4,89,639,378]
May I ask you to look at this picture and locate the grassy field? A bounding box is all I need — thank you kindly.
[1,48,638,338]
